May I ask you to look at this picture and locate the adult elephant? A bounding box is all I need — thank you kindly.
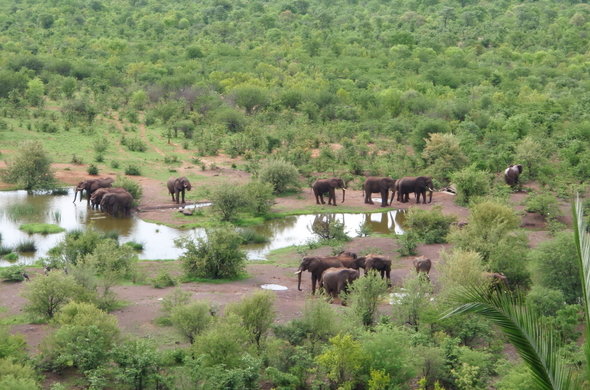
[296,256,345,294]
[167,177,192,204]
[73,177,114,205]
[504,164,523,187]
[413,256,432,274]
[90,187,129,209]
[100,191,134,217]
[396,176,434,204]
[359,254,392,285]
[363,177,396,207]
[312,178,346,206]
[320,267,360,301]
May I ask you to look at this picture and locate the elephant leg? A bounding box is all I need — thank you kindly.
[330,189,337,206]
[181,190,185,204]
[311,275,317,294]
[380,190,388,207]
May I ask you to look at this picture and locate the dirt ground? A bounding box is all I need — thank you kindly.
[0,160,571,358]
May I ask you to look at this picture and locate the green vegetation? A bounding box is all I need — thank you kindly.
[2,141,55,191]
[404,206,456,244]
[19,223,65,235]
[0,265,25,282]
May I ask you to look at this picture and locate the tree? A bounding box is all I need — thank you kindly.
[22,271,87,320]
[113,339,162,390]
[258,158,300,194]
[232,85,269,115]
[226,291,275,347]
[177,228,246,279]
[3,141,55,190]
[170,302,213,344]
[422,133,468,184]
[347,272,388,327]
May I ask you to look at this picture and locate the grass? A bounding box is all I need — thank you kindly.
[15,240,36,253]
[19,223,65,234]
[0,314,29,326]
[3,253,18,261]
[181,272,250,284]
[123,241,144,251]
[4,203,43,221]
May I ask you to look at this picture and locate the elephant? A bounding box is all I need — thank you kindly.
[363,177,396,207]
[320,267,360,302]
[90,187,129,209]
[504,164,523,187]
[73,177,114,205]
[413,256,432,274]
[100,191,134,217]
[296,256,345,294]
[312,178,346,206]
[358,254,392,285]
[396,176,434,204]
[167,177,192,204]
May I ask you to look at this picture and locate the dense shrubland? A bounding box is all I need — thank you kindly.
[1,0,590,388]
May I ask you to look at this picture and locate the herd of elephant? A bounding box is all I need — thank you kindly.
[312,176,435,208]
[312,165,523,207]
[72,176,192,217]
[295,251,432,303]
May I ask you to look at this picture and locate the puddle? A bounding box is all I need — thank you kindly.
[0,190,405,266]
[260,284,288,291]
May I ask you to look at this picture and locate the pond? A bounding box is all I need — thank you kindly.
[0,190,405,267]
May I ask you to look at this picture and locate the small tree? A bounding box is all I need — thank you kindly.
[177,228,246,279]
[316,334,367,389]
[450,166,490,206]
[405,206,456,244]
[170,302,213,344]
[232,86,269,115]
[347,272,388,327]
[113,339,161,390]
[258,158,300,194]
[210,184,248,221]
[3,141,55,190]
[226,291,275,347]
[393,274,434,331]
[22,271,86,320]
[244,181,275,216]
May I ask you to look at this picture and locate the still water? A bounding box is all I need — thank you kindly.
[0,190,404,266]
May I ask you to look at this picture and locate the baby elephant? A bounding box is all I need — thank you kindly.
[413,256,432,274]
[320,267,360,302]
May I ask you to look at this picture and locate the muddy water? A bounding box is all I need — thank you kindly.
[0,190,404,266]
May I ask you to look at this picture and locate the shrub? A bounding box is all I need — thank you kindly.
[315,334,366,389]
[210,184,248,221]
[393,274,434,331]
[226,291,276,347]
[0,265,26,282]
[87,164,99,175]
[529,232,580,304]
[15,240,36,253]
[438,249,486,295]
[451,166,491,206]
[526,286,565,317]
[422,133,468,184]
[525,192,561,221]
[125,164,142,176]
[151,271,177,288]
[396,232,418,256]
[237,228,269,245]
[121,136,147,152]
[347,272,388,327]
[243,181,275,216]
[112,339,162,390]
[215,109,246,132]
[113,175,142,200]
[161,288,192,314]
[258,158,300,194]
[405,206,456,244]
[170,302,213,344]
[0,359,39,389]
[22,271,87,320]
[177,228,247,279]
[2,140,55,190]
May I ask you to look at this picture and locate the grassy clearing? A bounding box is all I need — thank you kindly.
[19,223,65,234]
[0,314,29,326]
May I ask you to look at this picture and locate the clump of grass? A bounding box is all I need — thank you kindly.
[0,265,25,281]
[19,223,65,235]
[123,241,144,251]
[87,164,99,175]
[5,204,43,221]
[0,245,12,256]
[238,228,270,244]
[15,240,36,253]
[151,271,178,288]
[50,188,69,196]
[103,231,119,241]
[125,164,141,176]
[3,253,18,262]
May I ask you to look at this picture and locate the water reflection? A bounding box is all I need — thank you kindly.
[0,190,405,266]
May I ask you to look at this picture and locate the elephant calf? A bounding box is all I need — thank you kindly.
[320,267,359,303]
[413,256,432,274]
[358,254,392,286]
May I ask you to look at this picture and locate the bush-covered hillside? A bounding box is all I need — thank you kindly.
[1,0,589,189]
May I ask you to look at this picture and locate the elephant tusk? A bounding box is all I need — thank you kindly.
[294,270,302,274]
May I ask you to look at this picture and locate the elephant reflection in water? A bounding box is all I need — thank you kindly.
[310,214,348,240]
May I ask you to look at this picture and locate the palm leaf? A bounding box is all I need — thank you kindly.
[443,287,574,390]
[573,196,590,386]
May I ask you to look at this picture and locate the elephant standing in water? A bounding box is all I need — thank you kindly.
[363,177,396,207]
[100,191,134,217]
[73,177,114,205]
[320,267,360,302]
[504,164,523,187]
[396,176,434,204]
[167,177,192,204]
[312,178,346,206]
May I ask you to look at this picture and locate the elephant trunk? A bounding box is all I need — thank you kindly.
[296,269,303,291]
[341,188,345,203]
[389,189,395,206]
[73,188,81,203]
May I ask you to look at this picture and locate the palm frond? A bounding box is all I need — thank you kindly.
[573,196,590,386]
[443,287,574,390]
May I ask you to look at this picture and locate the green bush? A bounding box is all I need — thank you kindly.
[226,291,275,347]
[113,175,142,200]
[19,223,65,234]
[525,192,561,221]
[0,359,40,390]
[529,232,580,304]
[210,184,248,221]
[121,136,147,152]
[258,158,300,194]
[243,181,275,216]
[170,302,213,344]
[15,240,36,253]
[125,164,142,176]
[161,288,192,314]
[238,228,269,245]
[526,286,565,317]
[405,206,456,244]
[0,265,25,282]
[112,339,162,390]
[451,166,491,206]
[177,228,247,279]
[87,163,99,175]
[396,232,418,256]
[315,334,366,389]
[2,140,56,190]
[347,272,388,327]
[151,271,177,288]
